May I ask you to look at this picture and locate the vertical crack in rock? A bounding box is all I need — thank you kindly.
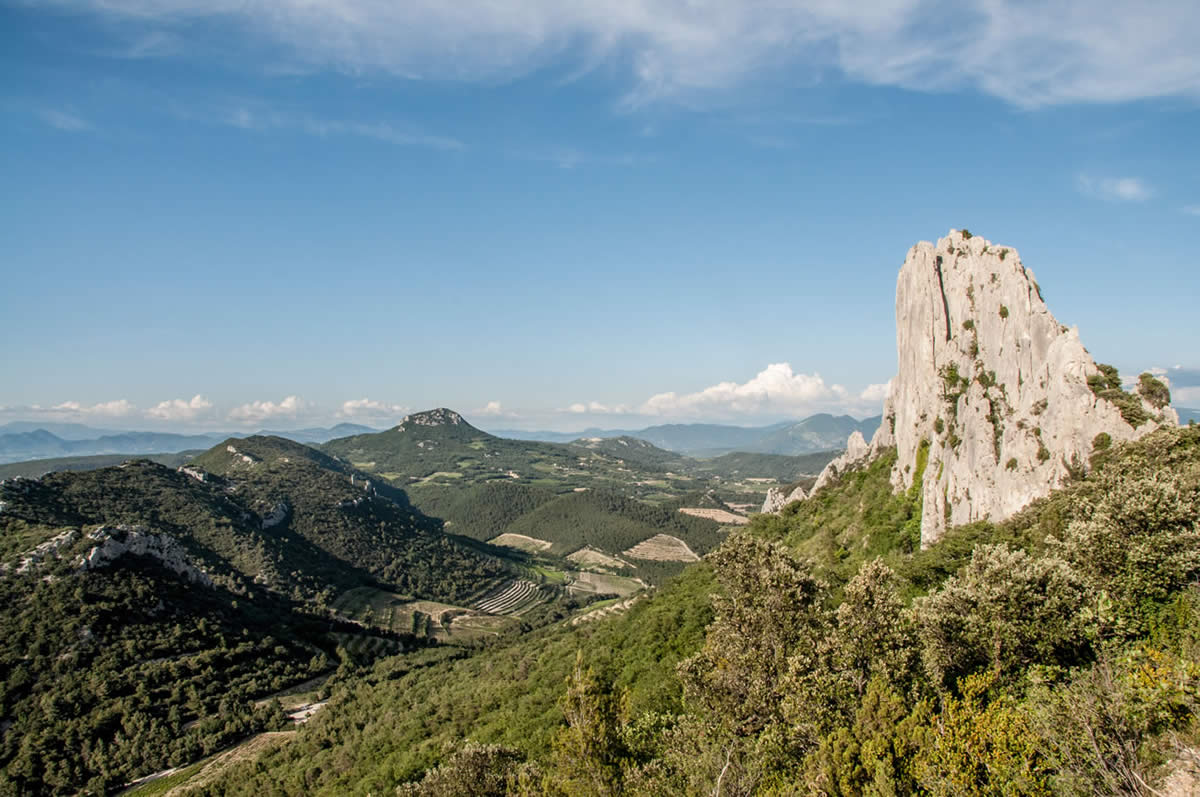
[934,254,952,341]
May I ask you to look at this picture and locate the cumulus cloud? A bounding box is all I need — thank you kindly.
[859,381,892,402]
[50,399,136,417]
[54,0,1200,108]
[146,394,213,421]
[1077,174,1153,202]
[566,401,631,414]
[229,395,306,423]
[336,397,408,422]
[639,362,849,418]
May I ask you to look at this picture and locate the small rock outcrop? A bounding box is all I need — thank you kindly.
[80,525,213,586]
[761,483,808,513]
[260,501,290,530]
[810,430,873,494]
[812,230,1175,546]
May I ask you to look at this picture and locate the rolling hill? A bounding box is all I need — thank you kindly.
[491,412,881,456]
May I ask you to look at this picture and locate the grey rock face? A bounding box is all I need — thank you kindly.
[760,483,808,514]
[80,525,213,586]
[813,230,1174,546]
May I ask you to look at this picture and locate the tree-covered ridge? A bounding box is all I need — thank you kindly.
[203,424,1200,795]
[189,435,511,604]
[320,408,837,504]
[0,436,525,794]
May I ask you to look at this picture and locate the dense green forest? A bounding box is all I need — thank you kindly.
[411,482,725,556]
[198,424,1199,795]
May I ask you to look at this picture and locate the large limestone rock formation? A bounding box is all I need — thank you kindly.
[813,230,1176,546]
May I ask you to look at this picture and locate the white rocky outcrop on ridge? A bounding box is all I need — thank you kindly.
[810,230,1175,546]
[80,525,213,586]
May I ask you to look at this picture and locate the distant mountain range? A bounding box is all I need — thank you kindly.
[493,412,882,456]
[0,422,378,464]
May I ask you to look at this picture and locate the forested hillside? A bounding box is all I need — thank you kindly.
[0,435,523,794]
[198,424,1200,795]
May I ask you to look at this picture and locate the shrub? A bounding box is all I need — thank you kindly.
[1006,458,1018,471]
[962,319,975,330]
[915,545,1091,691]
[914,672,1055,796]
[1092,433,1112,452]
[1055,465,1200,615]
[1137,373,1170,410]
[961,229,973,239]
[999,305,1009,319]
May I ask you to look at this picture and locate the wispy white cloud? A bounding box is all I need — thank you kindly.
[53,0,1200,108]
[38,109,92,131]
[208,103,464,150]
[517,147,650,170]
[229,395,306,424]
[109,30,183,59]
[146,394,213,421]
[336,397,408,422]
[1077,174,1153,201]
[1182,205,1200,216]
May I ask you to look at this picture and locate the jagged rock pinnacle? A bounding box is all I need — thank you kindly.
[809,230,1176,546]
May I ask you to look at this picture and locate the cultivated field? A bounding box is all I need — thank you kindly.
[571,595,643,626]
[678,507,749,525]
[565,570,645,598]
[567,546,633,572]
[488,533,554,553]
[623,533,701,562]
[472,579,552,616]
[332,587,510,641]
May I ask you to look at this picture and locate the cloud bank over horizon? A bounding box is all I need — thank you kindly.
[2,362,1197,434]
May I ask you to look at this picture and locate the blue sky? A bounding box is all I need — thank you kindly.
[2,0,1199,432]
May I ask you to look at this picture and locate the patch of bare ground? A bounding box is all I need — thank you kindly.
[165,732,295,795]
[678,507,749,525]
[567,546,634,572]
[566,571,645,597]
[623,533,701,562]
[487,533,554,553]
[1162,746,1200,797]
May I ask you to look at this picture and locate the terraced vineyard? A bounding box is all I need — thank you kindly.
[472,579,553,616]
[331,587,512,642]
